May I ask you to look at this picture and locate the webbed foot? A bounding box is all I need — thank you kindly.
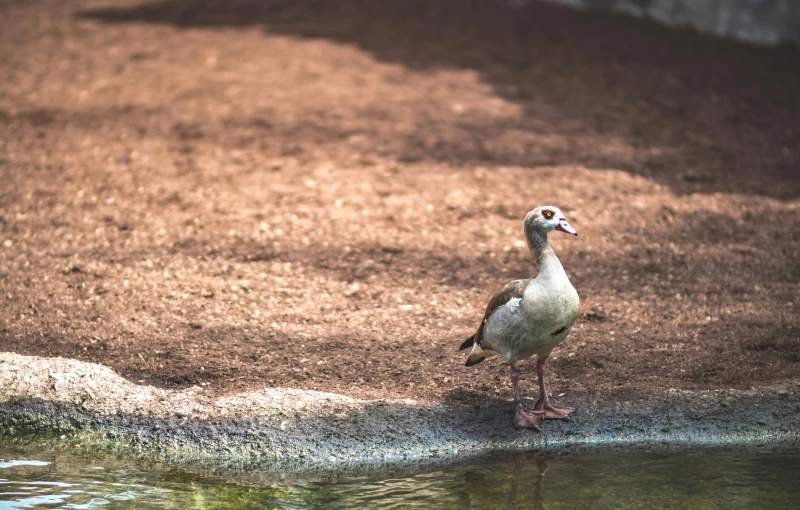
[513,404,544,430]
[536,400,575,420]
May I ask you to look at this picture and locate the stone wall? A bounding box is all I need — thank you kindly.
[539,0,800,46]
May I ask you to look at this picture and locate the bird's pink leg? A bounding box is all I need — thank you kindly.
[536,358,574,419]
[510,364,543,430]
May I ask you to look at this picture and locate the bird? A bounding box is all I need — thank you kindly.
[460,206,579,430]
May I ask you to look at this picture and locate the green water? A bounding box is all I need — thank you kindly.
[0,446,798,509]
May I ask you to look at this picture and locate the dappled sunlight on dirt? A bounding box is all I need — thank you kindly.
[1,0,798,404]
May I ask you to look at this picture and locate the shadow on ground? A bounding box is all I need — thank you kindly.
[3,203,797,396]
[77,0,800,199]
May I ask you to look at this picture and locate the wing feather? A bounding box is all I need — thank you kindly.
[471,279,528,347]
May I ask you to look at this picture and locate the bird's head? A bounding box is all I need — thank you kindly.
[524,206,577,236]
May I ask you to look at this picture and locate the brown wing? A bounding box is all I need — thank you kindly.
[471,279,528,347]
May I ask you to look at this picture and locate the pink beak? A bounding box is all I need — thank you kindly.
[555,219,577,236]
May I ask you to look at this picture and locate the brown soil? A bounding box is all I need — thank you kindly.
[1,0,798,405]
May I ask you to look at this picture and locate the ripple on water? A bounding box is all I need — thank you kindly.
[0,447,799,509]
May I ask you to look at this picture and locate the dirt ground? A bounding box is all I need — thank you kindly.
[1,0,798,405]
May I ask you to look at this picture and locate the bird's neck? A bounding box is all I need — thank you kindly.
[527,229,564,276]
[527,228,552,261]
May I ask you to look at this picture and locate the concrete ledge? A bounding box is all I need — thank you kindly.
[1,353,798,470]
[539,0,800,47]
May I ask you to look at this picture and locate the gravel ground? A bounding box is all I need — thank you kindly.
[0,0,798,458]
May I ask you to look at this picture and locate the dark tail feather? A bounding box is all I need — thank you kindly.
[465,356,485,367]
[461,334,486,366]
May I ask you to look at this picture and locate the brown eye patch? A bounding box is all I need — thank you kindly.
[543,210,554,219]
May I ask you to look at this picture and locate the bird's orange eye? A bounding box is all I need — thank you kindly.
[543,210,554,219]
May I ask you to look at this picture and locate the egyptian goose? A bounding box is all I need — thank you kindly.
[460,206,579,430]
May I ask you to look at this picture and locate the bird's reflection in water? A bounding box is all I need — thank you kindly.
[506,451,549,509]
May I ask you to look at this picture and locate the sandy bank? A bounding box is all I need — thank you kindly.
[1,352,798,471]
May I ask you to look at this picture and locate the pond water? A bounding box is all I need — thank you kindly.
[0,445,798,509]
